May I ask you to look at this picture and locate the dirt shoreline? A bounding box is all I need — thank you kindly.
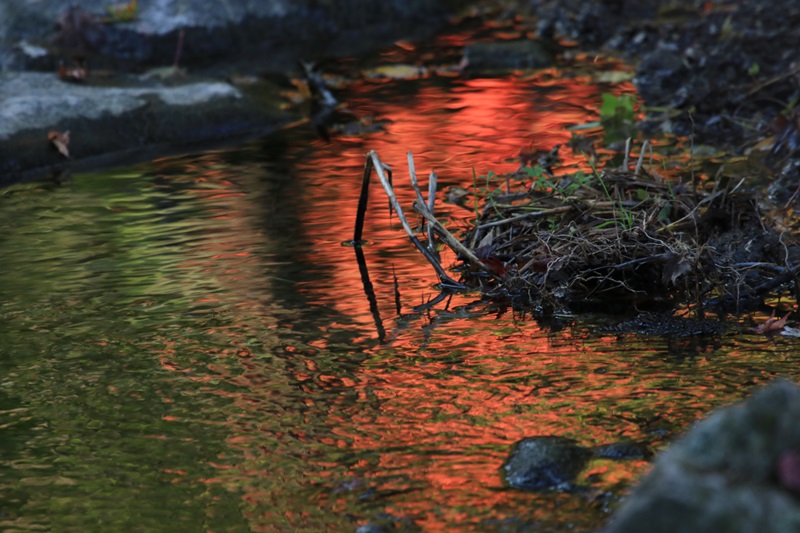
[528,0,800,198]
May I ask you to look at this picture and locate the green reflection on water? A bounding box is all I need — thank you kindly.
[0,339,245,531]
[0,163,325,531]
[1,65,798,533]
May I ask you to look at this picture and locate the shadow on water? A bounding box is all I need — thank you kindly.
[1,29,799,533]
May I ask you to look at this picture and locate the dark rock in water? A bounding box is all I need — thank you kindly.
[599,313,725,337]
[463,40,555,71]
[356,513,421,533]
[503,436,592,491]
[604,380,800,533]
[592,441,652,460]
[503,436,654,493]
[0,71,287,186]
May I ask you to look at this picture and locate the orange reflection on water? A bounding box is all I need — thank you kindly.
[146,139,799,531]
[290,71,609,338]
[233,69,650,530]
[145,54,705,532]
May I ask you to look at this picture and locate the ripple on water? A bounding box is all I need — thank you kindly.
[1,33,798,533]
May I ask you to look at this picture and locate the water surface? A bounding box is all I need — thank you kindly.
[1,35,798,533]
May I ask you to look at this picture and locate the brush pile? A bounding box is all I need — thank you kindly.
[458,155,799,313]
[361,149,800,315]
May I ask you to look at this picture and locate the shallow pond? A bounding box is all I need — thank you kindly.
[1,29,799,533]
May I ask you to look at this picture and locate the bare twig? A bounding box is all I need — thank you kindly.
[477,205,573,229]
[622,137,632,170]
[404,152,497,278]
[412,199,495,276]
[368,151,468,289]
[747,63,800,97]
[407,152,426,207]
[427,171,438,247]
[634,140,651,177]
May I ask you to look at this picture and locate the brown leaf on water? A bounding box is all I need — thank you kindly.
[48,130,71,158]
[361,64,428,81]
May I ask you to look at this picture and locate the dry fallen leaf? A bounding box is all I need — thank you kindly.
[48,130,71,158]
[593,70,635,84]
[106,0,139,22]
[58,62,87,82]
[362,64,428,80]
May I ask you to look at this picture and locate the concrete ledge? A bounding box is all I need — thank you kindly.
[0,72,293,185]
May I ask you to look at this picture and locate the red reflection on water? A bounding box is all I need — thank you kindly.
[146,48,688,531]
[288,71,612,340]
[262,68,643,529]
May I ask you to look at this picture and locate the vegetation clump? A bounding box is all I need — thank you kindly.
[457,149,799,314]
[361,144,799,318]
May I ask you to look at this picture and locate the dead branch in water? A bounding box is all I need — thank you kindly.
[363,150,483,290]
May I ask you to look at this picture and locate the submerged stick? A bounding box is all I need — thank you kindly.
[354,246,386,342]
[368,151,467,289]
[352,155,374,244]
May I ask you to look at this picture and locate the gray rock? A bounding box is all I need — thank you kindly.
[604,380,800,533]
[0,72,240,140]
[1,0,457,72]
[503,436,592,491]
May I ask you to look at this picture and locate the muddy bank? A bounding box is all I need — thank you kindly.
[399,0,800,321]
[526,0,800,197]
